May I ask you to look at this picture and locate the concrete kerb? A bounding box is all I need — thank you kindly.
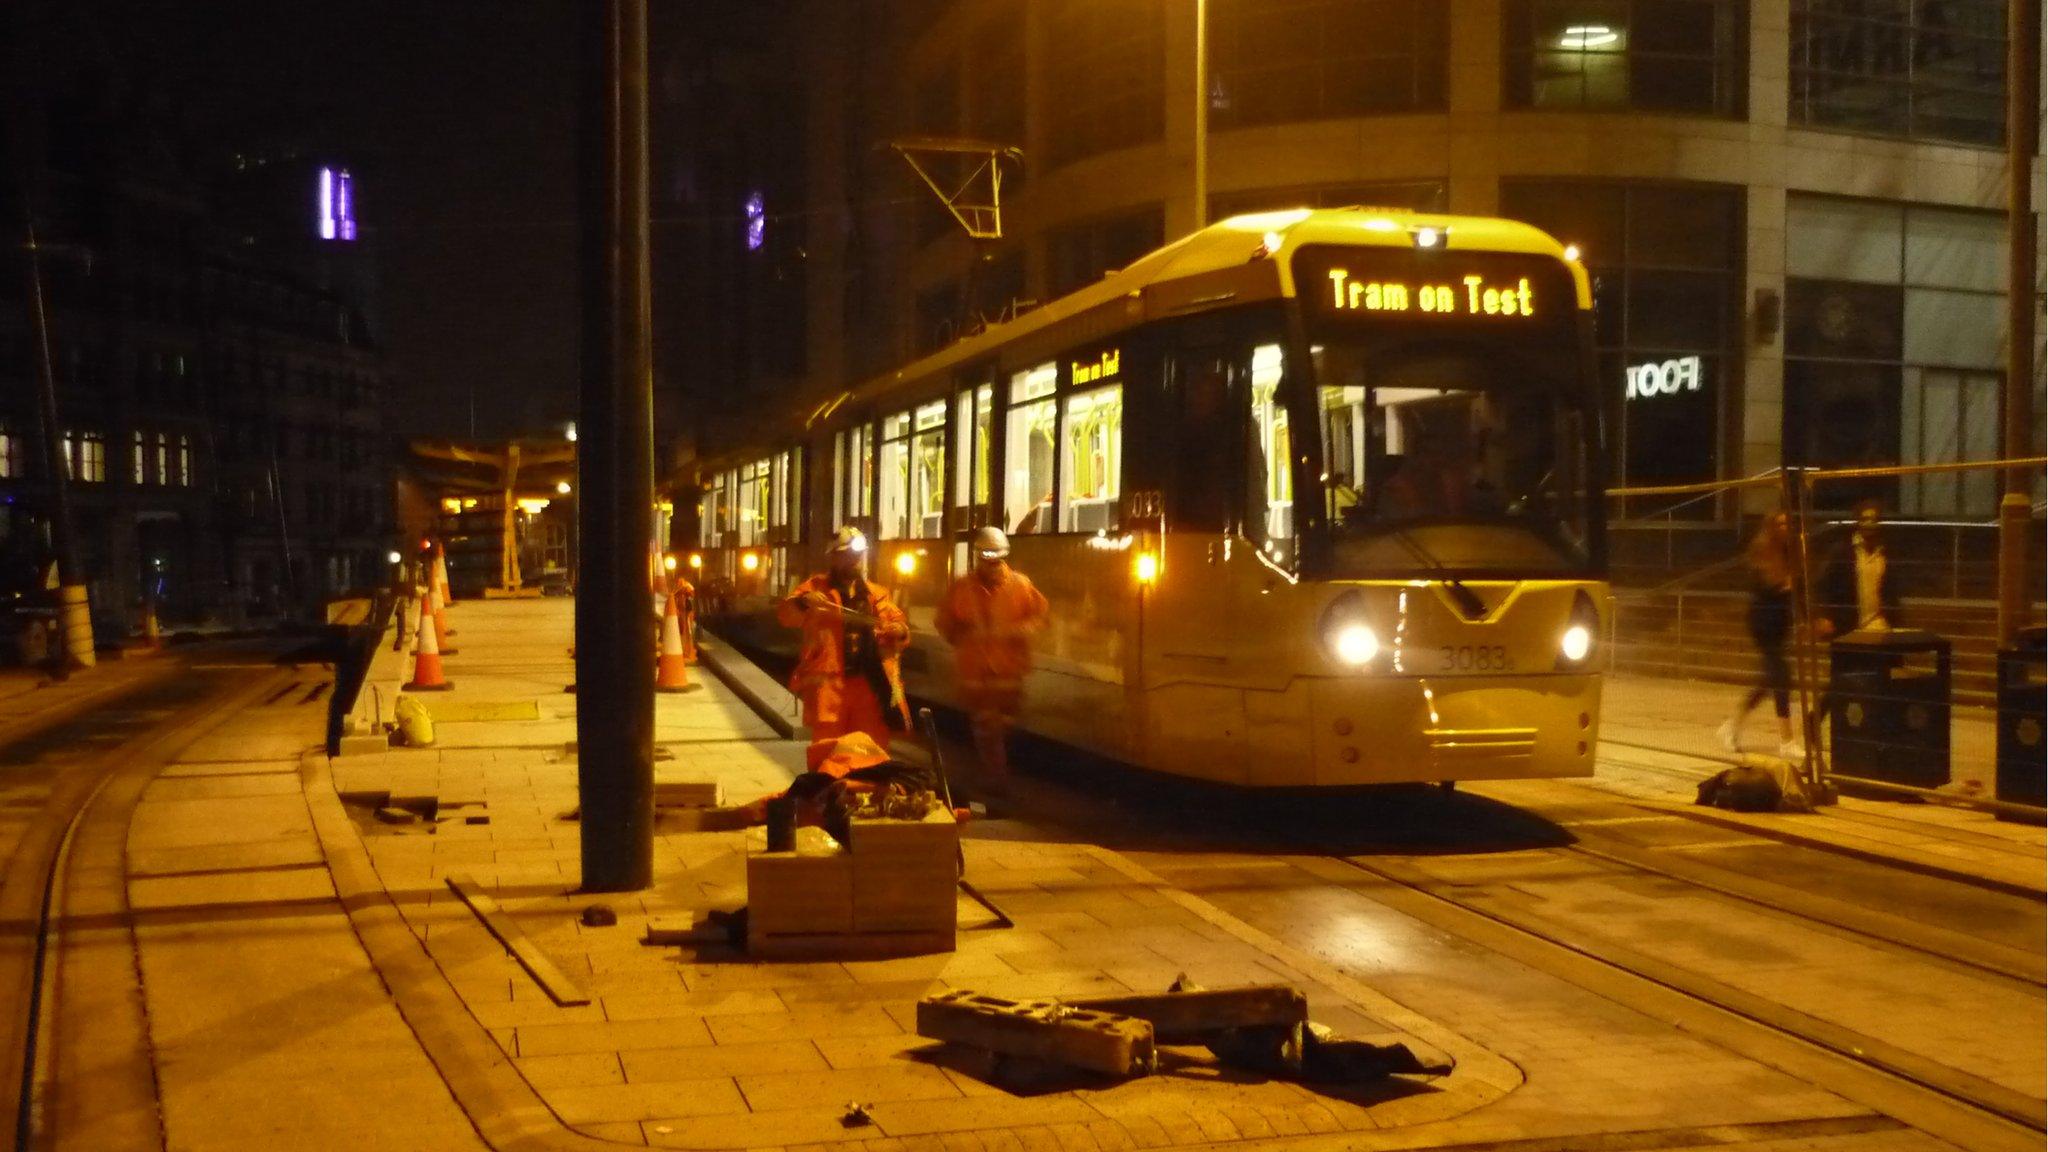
[299,748,617,1152]
[693,635,806,741]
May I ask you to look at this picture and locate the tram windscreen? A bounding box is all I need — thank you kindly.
[1291,246,1594,576]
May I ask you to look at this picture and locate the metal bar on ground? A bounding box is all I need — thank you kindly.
[444,875,592,1006]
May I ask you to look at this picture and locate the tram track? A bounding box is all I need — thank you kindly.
[1315,843,2044,1152]
[0,657,294,1152]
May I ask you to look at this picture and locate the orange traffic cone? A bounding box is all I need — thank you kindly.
[404,593,453,691]
[656,592,696,693]
[434,550,457,633]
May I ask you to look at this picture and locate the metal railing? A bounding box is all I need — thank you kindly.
[1606,456,2048,810]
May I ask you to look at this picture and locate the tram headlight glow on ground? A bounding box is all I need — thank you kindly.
[1559,624,1592,663]
[894,552,917,576]
[741,553,760,573]
[1332,623,1379,666]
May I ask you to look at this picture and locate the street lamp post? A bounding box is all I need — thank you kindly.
[1192,0,1208,230]
[575,0,657,892]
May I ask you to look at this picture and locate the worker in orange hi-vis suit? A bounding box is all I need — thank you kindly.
[777,527,911,748]
[934,526,1048,794]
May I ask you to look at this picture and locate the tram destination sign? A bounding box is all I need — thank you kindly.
[1291,245,1577,334]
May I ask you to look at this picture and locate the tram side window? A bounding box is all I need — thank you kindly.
[1248,343,1293,559]
[1059,385,1122,532]
[952,384,993,518]
[878,412,911,539]
[835,424,874,527]
[911,401,947,538]
[1004,362,1057,534]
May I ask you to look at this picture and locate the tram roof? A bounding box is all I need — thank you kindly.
[812,208,1587,427]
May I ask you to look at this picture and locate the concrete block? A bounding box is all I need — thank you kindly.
[747,831,853,943]
[1068,985,1308,1043]
[337,732,393,756]
[915,990,1155,1078]
[852,864,957,934]
[652,778,721,808]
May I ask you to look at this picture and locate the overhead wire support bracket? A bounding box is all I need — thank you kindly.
[887,136,1024,241]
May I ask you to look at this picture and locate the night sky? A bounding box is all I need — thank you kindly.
[26,1,594,438]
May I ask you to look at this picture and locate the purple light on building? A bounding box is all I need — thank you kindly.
[318,166,358,242]
[745,191,765,251]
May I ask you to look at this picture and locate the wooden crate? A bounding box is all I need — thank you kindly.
[849,809,958,936]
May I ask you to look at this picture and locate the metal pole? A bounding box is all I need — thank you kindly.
[1998,0,2042,648]
[21,219,95,672]
[1191,0,1207,231]
[576,0,656,892]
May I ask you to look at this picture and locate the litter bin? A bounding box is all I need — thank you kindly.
[1828,629,1951,789]
[1995,626,2046,818]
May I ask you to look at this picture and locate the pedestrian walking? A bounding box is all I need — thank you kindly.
[778,527,911,748]
[933,526,1048,794]
[1719,509,1804,760]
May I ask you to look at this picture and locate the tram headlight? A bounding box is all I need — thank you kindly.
[894,551,917,576]
[741,552,760,573]
[1556,591,1602,669]
[1331,623,1380,667]
[1559,624,1591,662]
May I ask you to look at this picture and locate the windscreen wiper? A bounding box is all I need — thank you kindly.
[1385,528,1488,621]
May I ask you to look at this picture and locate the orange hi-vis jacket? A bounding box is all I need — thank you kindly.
[933,565,1049,701]
[777,574,911,728]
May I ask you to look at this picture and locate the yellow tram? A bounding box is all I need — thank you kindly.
[693,208,1610,787]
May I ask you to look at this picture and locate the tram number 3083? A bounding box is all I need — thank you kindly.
[1439,645,1513,672]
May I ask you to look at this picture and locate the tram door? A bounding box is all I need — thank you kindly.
[1141,344,1250,780]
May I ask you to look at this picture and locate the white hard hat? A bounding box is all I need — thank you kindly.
[828,526,867,555]
[971,526,1009,558]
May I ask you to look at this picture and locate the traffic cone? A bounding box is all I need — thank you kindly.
[656,592,695,692]
[404,593,453,691]
[434,550,456,632]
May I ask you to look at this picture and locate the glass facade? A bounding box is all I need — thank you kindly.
[1044,0,1165,168]
[1790,0,2007,146]
[1504,0,1748,116]
[1784,196,2011,514]
[1502,181,1744,511]
[1209,0,1447,127]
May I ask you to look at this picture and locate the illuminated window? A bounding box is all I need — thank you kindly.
[1002,363,1057,535]
[1790,0,2006,146]
[1248,344,1294,555]
[317,166,358,242]
[133,431,150,484]
[0,429,21,479]
[155,433,171,486]
[952,384,993,514]
[910,401,947,539]
[878,411,912,540]
[65,431,105,483]
[178,435,192,486]
[834,424,874,528]
[1503,0,1747,116]
[1058,385,1123,533]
